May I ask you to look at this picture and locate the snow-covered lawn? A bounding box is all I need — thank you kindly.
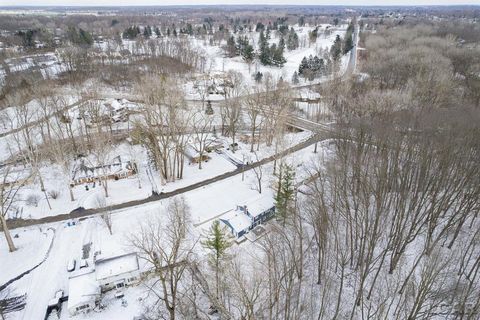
[0,227,54,285]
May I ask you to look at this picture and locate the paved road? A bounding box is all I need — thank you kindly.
[5,131,332,230]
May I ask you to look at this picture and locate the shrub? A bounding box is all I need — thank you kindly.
[26,194,41,207]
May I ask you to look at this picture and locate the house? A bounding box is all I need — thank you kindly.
[71,156,136,186]
[67,252,141,315]
[220,197,275,238]
[67,270,101,316]
[94,252,141,292]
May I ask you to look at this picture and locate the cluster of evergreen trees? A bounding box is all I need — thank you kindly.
[17,29,39,48]
[123,25,141,39]
[258,30,286,67]
[330,21,355,60]
[286,27,299,50]
[225,35,255,63]
[298,55,328,80]
[343,22,355,54]
[66,26,93,46]
[143,26,153,38]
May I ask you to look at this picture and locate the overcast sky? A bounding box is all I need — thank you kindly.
[1,0,479,6]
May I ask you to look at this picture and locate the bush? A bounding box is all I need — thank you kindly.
[48,190,60,200]
[26,194,41,207]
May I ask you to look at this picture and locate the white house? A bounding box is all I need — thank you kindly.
[94,252,141,292]
[67,270,101,316]
[220,197,275,238]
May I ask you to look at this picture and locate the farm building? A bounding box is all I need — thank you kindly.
[220,197,275,238]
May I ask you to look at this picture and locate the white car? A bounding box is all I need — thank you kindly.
[67,259,76,272]
[55,290,64,300]
[79,259,88,269]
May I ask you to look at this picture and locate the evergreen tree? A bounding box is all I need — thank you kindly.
[292,71,300,84]
[123,25,140,40]
[286,27,299,50]
[202,221,232,298]
[275,164,295,226]
[343,22,355,54]
[308,27,319,44]
[254,71,263,83]
[271,39,286,67]
[259,31,270,65]
[143,25,152,38]
[242,44,255,64]
[298,56,309,75]
[226,35,237,57]
[154,26,161,37]
[330,34,342,60]
[298,16,305,27]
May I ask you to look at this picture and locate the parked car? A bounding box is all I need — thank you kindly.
[67,259,76,272]
[54,290,64,300]
[79,259,88,269]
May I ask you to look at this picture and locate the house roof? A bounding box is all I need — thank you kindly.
[68,270,100,311]
[220,209,251,233]
[244,196,275,218]
[95,252,139,281]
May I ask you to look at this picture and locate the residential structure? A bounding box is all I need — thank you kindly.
[67,270,101,316]
[71,156,136,186]
[95,252,141,292]
[67,252,141,316]
[220,197,275,238]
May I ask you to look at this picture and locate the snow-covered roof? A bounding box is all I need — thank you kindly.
[95,252,139,281]
[221,209,251,233]
[72,156,133,181]
[68,270,100,311]
[244,196,275,218]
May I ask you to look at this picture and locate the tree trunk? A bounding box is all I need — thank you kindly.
[1,214,16,252]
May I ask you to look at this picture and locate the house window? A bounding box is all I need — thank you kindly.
[116,282,125,288]
[128,277,137,282]
[77,305,89,311]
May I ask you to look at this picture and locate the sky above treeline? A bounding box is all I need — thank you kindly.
[1,0,479,6]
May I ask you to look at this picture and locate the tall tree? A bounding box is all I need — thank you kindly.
[202,220,232,299]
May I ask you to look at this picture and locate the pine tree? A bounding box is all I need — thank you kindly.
[271,39,286,67]
[292,71,300,84]
[331,34,342,61]
[254,71,263,83]
[202,221,232,298]
[298,56,309,75]
[259,30,270,65]
[286,27,299,50]
[242,44,255,64]
[275,164,295,226]
[226,35,237,57]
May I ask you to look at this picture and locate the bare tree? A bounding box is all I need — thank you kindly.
[0,166,32,252]
[130,197,196,320]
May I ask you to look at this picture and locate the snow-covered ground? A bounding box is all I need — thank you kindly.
[0,131,332,320]
[185,24,349,100]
